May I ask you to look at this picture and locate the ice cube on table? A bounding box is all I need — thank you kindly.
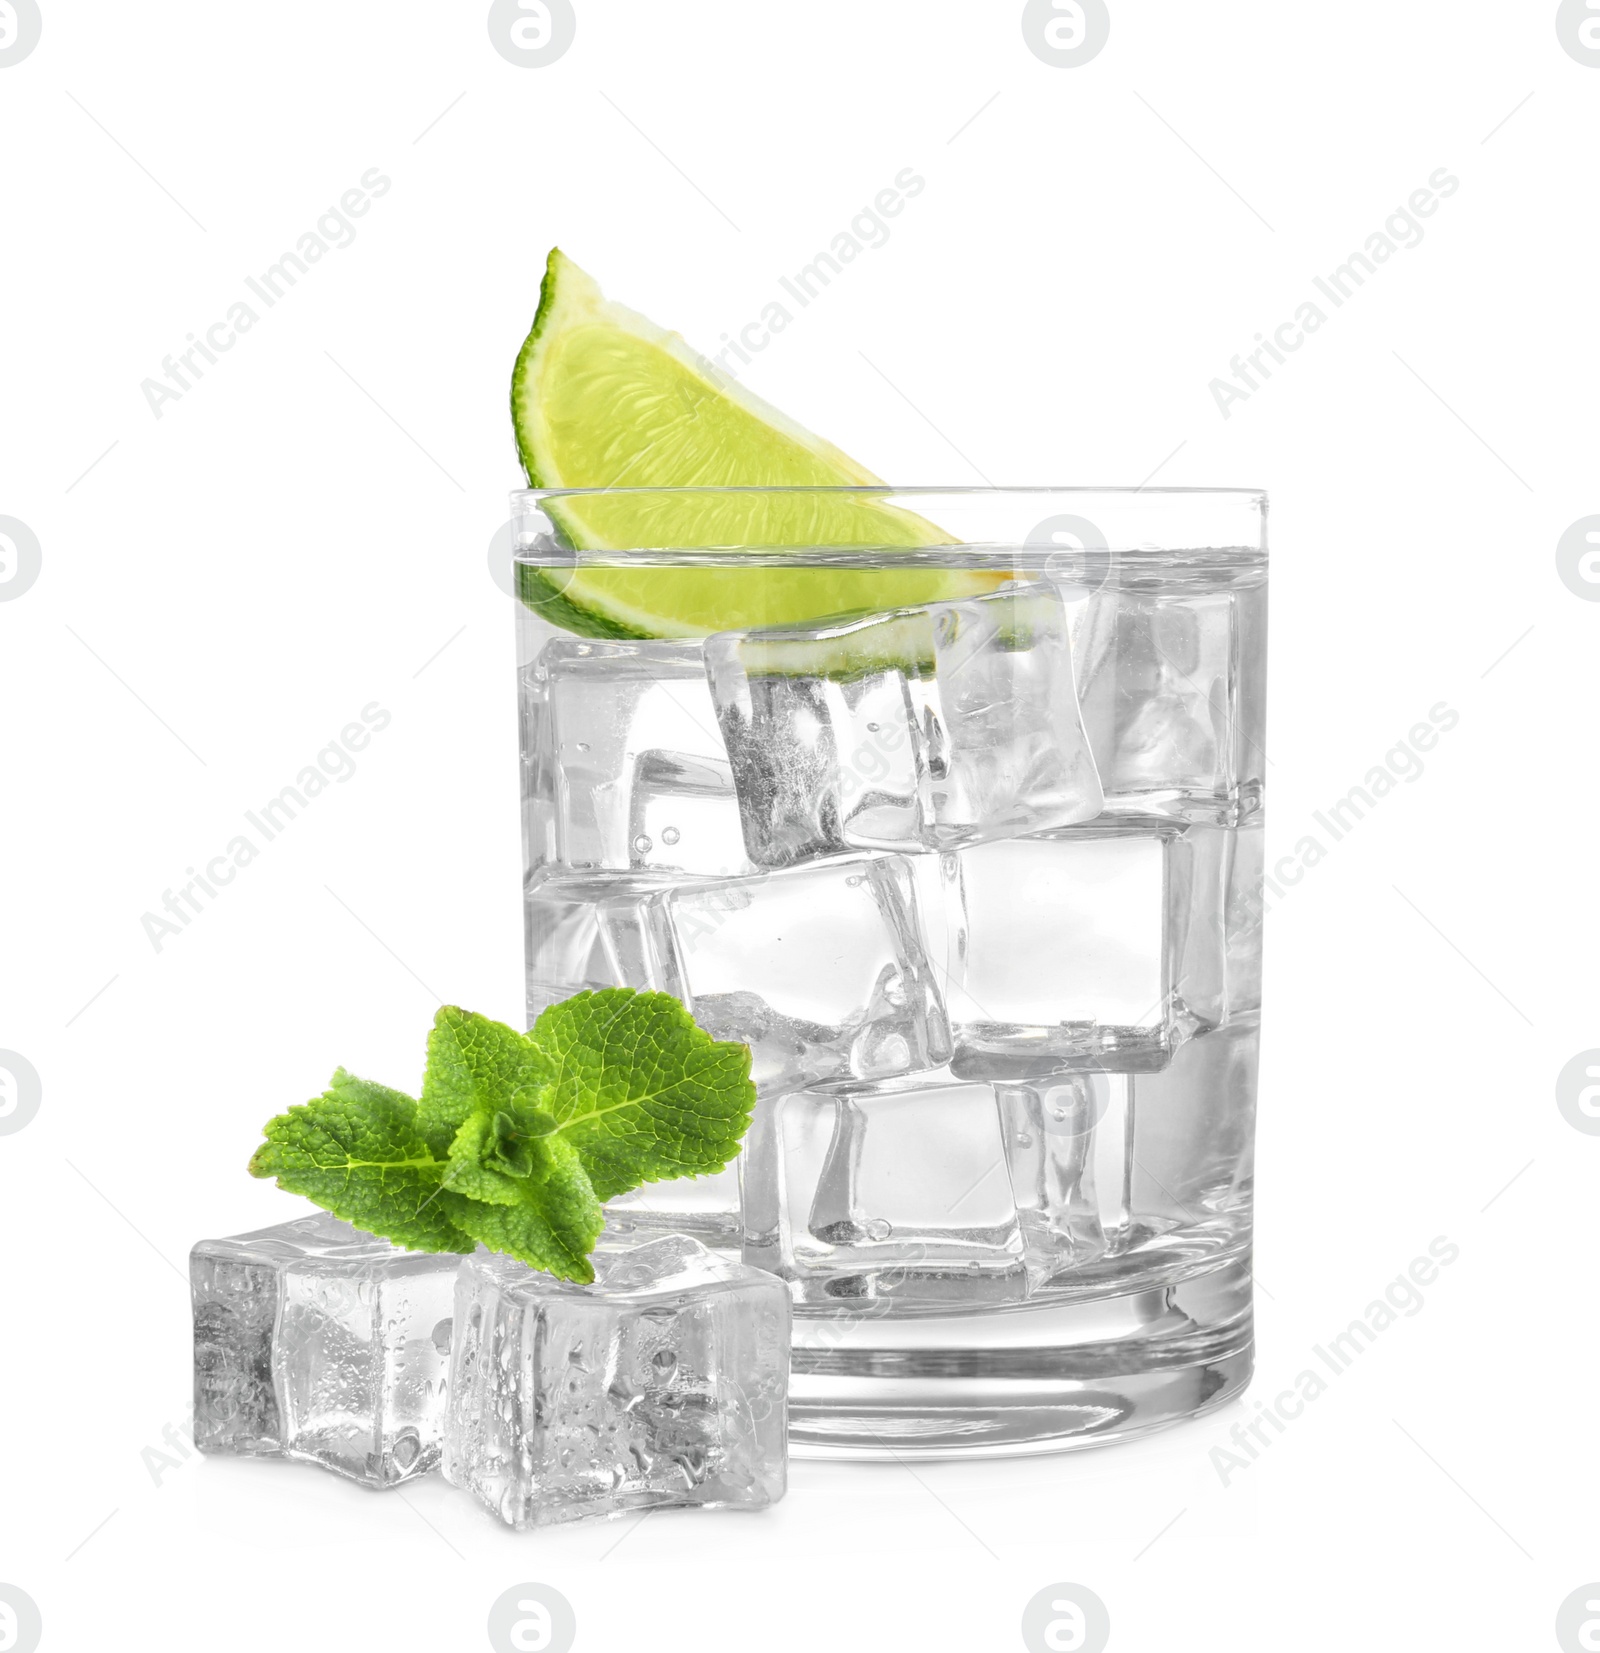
[444,1236,789,1529]
[934,820,1227,1079]
[706,584,1102,869]
[740,1076,1026,1305]
[524,855,951,1091]
[190,1213,459,1487]
[1066,580,1266,820]
[532,638,751,876]
[998,1016,1257,1295]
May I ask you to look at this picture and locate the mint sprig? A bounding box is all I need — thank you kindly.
[248,990,756,1283]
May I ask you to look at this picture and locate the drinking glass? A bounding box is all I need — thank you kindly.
[513,485,1266,1457]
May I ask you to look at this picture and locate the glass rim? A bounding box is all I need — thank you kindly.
[510,483,1267,502]
[509,484,1268,568]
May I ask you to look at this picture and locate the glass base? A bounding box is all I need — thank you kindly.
[786,1254,1252,1459]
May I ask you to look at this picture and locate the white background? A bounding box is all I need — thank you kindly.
[2,3,1596,1650]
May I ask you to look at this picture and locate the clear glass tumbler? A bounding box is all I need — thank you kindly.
[513,486,1266,1457]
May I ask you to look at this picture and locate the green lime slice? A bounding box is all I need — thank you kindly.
[511,249,1010,638]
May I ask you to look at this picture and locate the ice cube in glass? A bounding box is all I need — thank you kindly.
[706,584,1101,868]
[525,855,951,1090]
[535,638,748,875]
[741,1076,1026,1305]
[999,1017,1257,1294]
[601,1160,743,1260]
[927,816,1235,1079]
[1068,580,1266,820]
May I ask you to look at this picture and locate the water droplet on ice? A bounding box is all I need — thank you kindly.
[633,834,653,855]
[661,826,680,845]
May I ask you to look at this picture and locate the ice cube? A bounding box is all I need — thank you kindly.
[937,821,1227,1078]
[519,666,557,872]
[916,584,1104,842]
[706,660,923,868]
[741,1076,1025,1305]
[1067,580,1267,820]
[531,638,749,875]
[1224,817,1265,1018]
[626,750,750,876]
[1127,1014,1257,1249]
[706,584,1102,868]
[525,856,951,1091]
[443,1236,789,1529]
[999,1016,1257,1294]
[997,1070,1135,1289]
[1140,819,1262,1037]
[190,1213,459,1487]
[601,1159,743,1260]
[524,869,624,1021]
[1171,822,1230,1031]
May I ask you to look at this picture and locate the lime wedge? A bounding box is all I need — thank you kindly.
[511,249,1010,638]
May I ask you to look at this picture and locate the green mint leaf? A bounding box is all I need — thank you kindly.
[441,1103,563,1203]
[251,993,755,1281]
[438,1131,603,1283]
[438,1112,527,1206]
[248,1070,473,1253]
[528,988,756,1202]
[490,1109,541,1177]
[416,1005,547,1158]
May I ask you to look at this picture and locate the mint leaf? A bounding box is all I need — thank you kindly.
[438,1131,603,1284]
[417,1005,546,1158]
[248,1070,473,1253]
[442,1102,563,1204]
[249,992,756,1282]
[529,989,756,1201]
